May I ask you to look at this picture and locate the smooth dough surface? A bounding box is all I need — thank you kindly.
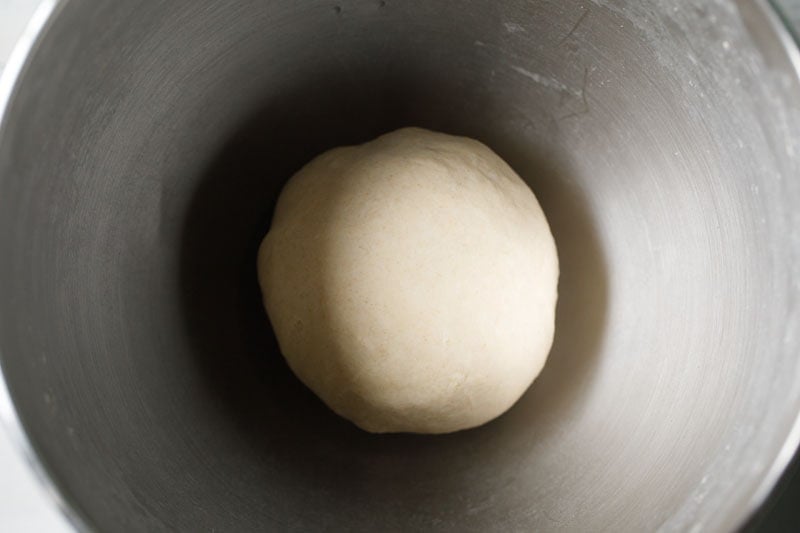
[258,127,558,433]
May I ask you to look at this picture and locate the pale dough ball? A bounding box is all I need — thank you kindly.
[258,127,558,434]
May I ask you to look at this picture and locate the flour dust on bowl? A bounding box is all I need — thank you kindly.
[0,1,799,531]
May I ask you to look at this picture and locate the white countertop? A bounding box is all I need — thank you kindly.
[1,4,73,532]
[0,1,39,71]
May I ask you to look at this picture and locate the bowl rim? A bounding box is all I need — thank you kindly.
[0,1,798,532]
[725,1,800,530]
[0,3,93,531]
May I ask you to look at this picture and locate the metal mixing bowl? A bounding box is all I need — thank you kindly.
[1,0,800,531]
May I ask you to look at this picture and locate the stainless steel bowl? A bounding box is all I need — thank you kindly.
[1,0,800,531]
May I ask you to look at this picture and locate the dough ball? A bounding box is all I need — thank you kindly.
[257,127,558,434]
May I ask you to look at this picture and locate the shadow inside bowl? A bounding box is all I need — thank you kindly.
[177,64,608,527]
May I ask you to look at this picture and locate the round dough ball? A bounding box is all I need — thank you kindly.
[258,127,558,434]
